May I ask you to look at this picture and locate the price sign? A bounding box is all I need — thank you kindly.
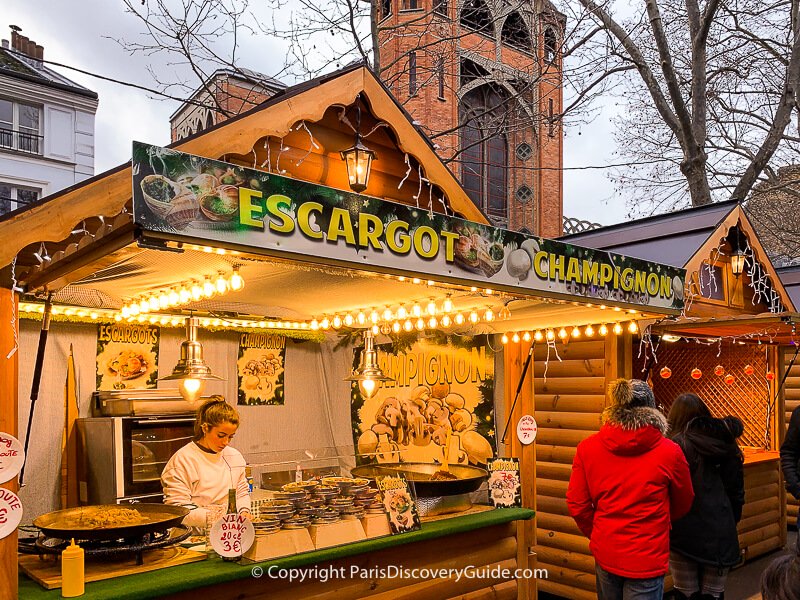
[516,415,538,445]
[0,432,24,485]
[0,488,22,540]
[209,513,254,558]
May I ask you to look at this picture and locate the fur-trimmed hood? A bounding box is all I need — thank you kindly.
[599,405,669,456]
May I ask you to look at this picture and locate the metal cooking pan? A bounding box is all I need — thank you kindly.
[33,504,189,541]
[351,462,488,497]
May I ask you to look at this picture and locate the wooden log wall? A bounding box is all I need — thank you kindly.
[739,458,785,560]
[782,347,799,525]
[164,522,520,600]
[533,335,627,600]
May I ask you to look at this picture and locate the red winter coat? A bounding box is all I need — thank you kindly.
[567,406,694,578]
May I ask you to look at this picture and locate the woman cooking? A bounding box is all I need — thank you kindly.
[162,396,251,529]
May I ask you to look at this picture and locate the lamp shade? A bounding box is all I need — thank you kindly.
[730,249,746,277]
[340,139,376,193]
[160,316,224,401]
[345,330,394,399]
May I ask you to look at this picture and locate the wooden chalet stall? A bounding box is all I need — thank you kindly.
[547,202,795,600]
[0,65,685,600]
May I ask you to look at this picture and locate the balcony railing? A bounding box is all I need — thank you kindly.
[0,127,44,155]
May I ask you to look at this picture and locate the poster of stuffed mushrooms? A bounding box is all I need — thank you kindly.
[352,335,495,467]
[237,332,286,405]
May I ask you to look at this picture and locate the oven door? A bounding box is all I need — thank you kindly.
[121,417,194,498]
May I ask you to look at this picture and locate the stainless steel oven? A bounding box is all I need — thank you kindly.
[77,416,195,504]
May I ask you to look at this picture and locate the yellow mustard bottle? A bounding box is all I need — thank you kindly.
[61,538,84,597]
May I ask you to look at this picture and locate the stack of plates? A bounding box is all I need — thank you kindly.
[282,515,312,529]
[366,500,386,514]
[313,485,339,502]
[354,488,378,506]
[282,481,318,494]
[258,499,295,521]
[339,505,366,520]
[252,515,281,535]
[274,490,308,510]
[329,495,355,510]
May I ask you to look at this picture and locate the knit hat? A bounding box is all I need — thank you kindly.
[609,378,656,409]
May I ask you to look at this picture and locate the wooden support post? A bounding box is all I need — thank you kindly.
[0,288,19,600]
[504,341,536,600]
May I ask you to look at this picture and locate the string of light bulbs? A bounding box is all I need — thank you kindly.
[119,268,244,318]
[499,320,639,345]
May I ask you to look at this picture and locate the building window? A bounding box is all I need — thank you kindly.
[0,98,42,155]
[409,52,417,95]
[460,58,490,88]
[433,0,448,17]
[461,0,494,35]
[501,12,532,53]
[401,0,419,10]
[381,0,392,18]
[459,84,509,221]
[516,185,533,204]
[0,182,41,214]
[544,27,558,63]
[438,58,446,99]
[516,142,533,161]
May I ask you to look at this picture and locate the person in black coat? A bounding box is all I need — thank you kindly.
[780,404,800,552]
[668,394,745,600]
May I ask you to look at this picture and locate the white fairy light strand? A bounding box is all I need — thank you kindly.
[6,256,19,359]
[294,121,320,168]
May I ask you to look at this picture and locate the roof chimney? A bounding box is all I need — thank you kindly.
[8,26,43,65]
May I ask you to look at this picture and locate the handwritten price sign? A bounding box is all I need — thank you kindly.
[209,513,254,558]
[0,488,22,540]
[516,415,538,445]
[0,432,24,485]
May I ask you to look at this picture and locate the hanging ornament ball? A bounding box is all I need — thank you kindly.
[714,365,725,376]
[766,371,776,381]
[744,364,755,376]
[690,368,702,380]
[724,374,735,385]
[660,367,672,379]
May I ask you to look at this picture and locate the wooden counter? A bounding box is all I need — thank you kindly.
[19,507,535,600]
[738,449,785,561]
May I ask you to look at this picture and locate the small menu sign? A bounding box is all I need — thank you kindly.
[0,432,24,485]
[376,474,421,534]
[209,513,254,558]
[0,488,22,540]
[487,458,522,508]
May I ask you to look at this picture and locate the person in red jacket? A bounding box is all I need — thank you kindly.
[567,378,694,600]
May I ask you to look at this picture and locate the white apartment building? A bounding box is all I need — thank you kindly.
[0,27,98,215]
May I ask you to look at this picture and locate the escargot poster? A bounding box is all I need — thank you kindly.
[96,323,160,390]
[237,332,286,405]
[352,335,495,467]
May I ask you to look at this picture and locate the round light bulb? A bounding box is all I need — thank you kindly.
[392,321,401,333]
[454,313,465,325]
[148,296,160,311]
[397,306,408,319]
[370,310,380,324]
[428,316,438,328]
[179,378,205,403]
[230,268,245,291]
[403,319,414,332]
[344,314,354,327]
[179,286,191,304]
[383,308,394,322]
[415,318,425,331]
[356,311,367,325]
[534,330,543,342]
[203,278,215,298]
[168,288,179,306]
[599,324,609,336]
[358,378,379,399]
[440,315,452,327]
[558,327,568,339]
[138,298,150,314]
[498,305,511,321]
[412,278,421,284]
[191,281,203,301]
[371,324,380,335]
[512,332,520,343]
[546,329,555,341]
[469,310,479,324]
[310,319,319,330]
[215,274,228,294]
[522,331,531,342]
[572,327,581,338]
[442,297,454,313]
[121,305,131,318]
[628,321,638,333]
[380,323,391,335]
[412,304,422,317]
[501,334,509,344]
[332,315,343,329]
[484,308,495,322]
[320,317,331,330]
[613,323,623,335]
[585,325,595,337]
[426,300,437,316]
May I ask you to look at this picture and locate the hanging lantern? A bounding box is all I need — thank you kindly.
[340,102,377,193]
[724,374,735,385]
[660,367,672,379]
[766,371,776,381]
[690,368,702,380]
[714,365,725,376]
[744,364,755,376]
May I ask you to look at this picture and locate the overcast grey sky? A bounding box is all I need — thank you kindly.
[4,0,628,227]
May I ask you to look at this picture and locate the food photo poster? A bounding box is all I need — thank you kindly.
[376,474,421,534]
[237,332,286,405]
[96,323,160,390]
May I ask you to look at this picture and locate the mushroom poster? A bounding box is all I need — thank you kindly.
[352,335,496,467]
[96,323,160,390]
[237,332,286,405]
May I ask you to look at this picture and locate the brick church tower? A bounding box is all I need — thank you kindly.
[376,0,564,236]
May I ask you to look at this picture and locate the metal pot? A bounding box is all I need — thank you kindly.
[350,462,488,497]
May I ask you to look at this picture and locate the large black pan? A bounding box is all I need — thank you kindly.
[33,504,189,541]
[351,462,488,497]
